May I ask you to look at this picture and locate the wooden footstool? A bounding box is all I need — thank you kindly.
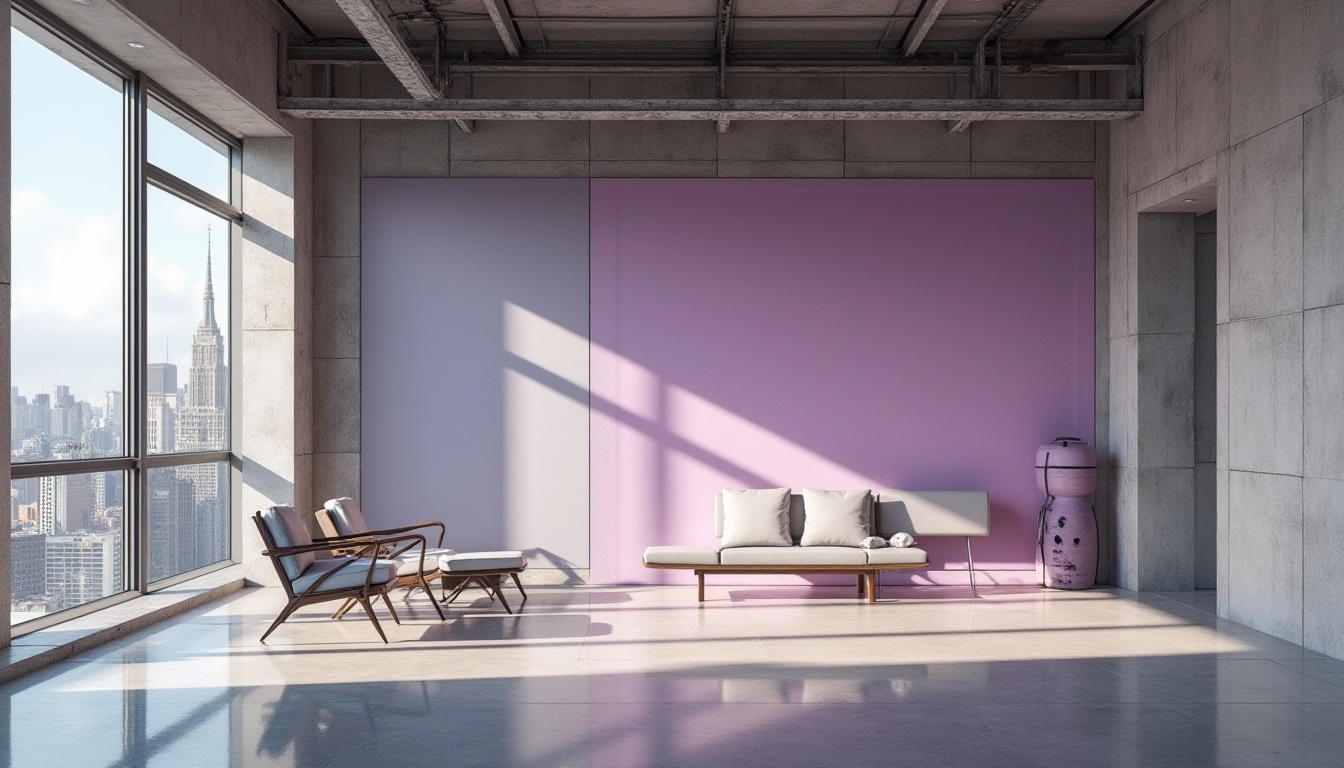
[438,551,529,613]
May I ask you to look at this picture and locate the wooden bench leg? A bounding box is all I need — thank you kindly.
[697,571,705,603]
[857,574,865,596]
[865,572,877,603]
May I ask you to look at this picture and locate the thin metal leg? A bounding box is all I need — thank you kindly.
[381,592,402,624]
[966,536,978,596]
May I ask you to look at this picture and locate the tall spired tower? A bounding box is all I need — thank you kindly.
[178,231,229,448]
[174,229,230,568]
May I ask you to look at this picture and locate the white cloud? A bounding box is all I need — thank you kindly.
[12,213,123,335]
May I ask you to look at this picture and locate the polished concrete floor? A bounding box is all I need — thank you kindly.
[4,584,1343,767]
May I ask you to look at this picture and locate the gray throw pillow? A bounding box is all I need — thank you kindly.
[800,488,871,547]
[720,488,794,548]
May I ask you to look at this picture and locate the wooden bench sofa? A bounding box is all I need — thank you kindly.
[643,490,989,603]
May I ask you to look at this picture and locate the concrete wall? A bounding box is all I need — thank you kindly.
[1108,0,1344,657]
[310,66,1115,584]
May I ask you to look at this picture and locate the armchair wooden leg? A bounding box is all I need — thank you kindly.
[864,572,877,604]
[857,575,865,596]
[358,597,390,644]
[494,582,513,614]
[259,601,301,644]
[380,593,402,624]
[697,571,705,603]
[510,572,528,601]
[420,576,446,620]
[331,598,357,620]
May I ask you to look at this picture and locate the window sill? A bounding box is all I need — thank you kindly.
[0,565,246,686]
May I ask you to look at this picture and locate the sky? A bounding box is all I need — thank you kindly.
[10,26,231,408]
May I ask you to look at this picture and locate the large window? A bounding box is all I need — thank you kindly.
[9,8,239,629]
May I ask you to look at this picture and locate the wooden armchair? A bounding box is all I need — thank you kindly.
[315,497,453,621]
[253,505,431,643]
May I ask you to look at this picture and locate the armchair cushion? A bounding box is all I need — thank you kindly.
[394,547,458,576]
[292,558,399,595]
[259,505,316,581]
[322,497,370,538]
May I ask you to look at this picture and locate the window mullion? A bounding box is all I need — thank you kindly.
[126,73,149,596]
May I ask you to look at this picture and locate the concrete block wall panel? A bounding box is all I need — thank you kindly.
[1112,0,1344,658]
[1136,466,1195,591]
[1227,314,1303,476]
[1304,477,1344,657]
[1304,305,1344,480]
[1303,95,1344,310]
[1227,118,1303,320]
[1227,470,1303,642]
[1227,0,1344,147]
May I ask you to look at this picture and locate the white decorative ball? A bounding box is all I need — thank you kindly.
[889,532,915,548]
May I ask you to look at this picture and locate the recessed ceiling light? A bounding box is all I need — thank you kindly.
[127,41,145,48]
[1182,198,1196,203]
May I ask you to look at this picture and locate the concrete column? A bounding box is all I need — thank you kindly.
[239,137,303,586]
[1112,212,1196,591]
[1,25,11,647]
[311,72,363,506]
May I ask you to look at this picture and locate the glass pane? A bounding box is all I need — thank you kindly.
[148,463,230,582]
[148,97,230,202]
[10,471,126,625]
[9,26,126,463]
[147,187,230,454]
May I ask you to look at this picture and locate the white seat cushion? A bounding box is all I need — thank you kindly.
[864,547,929,565]
[439,551,528,573]
[643,546,721,566]
[394,547,457,576]
[291,558,398,595]
[719,546,867,566]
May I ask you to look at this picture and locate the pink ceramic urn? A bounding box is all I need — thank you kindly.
[1035,437,1098,590]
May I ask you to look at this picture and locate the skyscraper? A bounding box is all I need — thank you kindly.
[177,249,228,452]
[45,533,121,610]
[147,363,178,398]
[38,474,95,535]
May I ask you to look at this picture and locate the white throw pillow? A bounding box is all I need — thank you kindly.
[800,488,871,547]
[720,488,794,548]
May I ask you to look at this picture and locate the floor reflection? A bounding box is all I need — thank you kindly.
[3,586,1344,768]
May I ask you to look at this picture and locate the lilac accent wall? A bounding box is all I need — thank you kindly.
[591,178,1095,585]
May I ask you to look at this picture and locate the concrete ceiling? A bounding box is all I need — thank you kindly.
[283,0,1151,52]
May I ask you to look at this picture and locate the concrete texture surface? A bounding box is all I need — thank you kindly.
[1304,305,1344,481]
[313,257,360,360]
[1227,118,1303,320]
[1136,466,1196,591]
[1227,314,1303,476]
[1228,470,1303,643]
[1304,477,1344,658]
[1304,94,1344,310]
[1136,214,1195,335]
[1136,332,1195,468]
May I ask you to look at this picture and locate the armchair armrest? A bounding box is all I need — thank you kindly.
[315,520,446,548]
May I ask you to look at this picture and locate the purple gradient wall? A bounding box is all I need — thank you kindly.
[591,178,1095,585]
